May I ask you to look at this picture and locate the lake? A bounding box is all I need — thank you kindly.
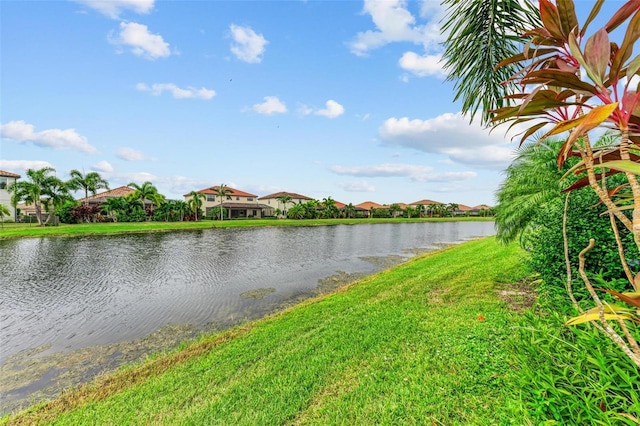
[0,221,494,413]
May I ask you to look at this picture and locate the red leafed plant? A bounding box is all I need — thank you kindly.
[492,0,640,368]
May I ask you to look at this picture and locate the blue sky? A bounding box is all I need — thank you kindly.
[0,0,612,206]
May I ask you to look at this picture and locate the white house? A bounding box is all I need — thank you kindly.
[0,170,20,221]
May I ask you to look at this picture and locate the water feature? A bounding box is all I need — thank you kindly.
[0,221,494,413]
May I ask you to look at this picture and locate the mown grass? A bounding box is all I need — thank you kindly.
[2,237,529,425]
[0,216,493,239]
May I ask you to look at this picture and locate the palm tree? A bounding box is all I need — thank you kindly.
[275,194,293,216]
[214,184,233,220]
[344,203,356,219]
[0,203,10,228]
[101,196,126,222]
[41,177,72,225]
[389,203,403,218]
[441,0,540,124]
[322,197,339,218]
[495,137,571,244]
[187,191,205,221]
[8,167,57,226]
[415,204,425,218]
[67,170,109,205]
[127,181,165,218]
[447,203,459,217]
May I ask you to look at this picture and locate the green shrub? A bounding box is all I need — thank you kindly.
[525,186,637,310]
[514,308,640,425]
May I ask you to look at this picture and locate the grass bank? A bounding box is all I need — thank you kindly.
[0,217,493,239]
[2,237,531,425]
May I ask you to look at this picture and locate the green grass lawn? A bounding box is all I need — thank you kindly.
[0,216,493,239]
[3,237,531,425]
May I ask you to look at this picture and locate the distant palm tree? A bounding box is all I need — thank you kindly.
[0,203,10,228]
[41,177,72,225]
[275,194,293,216]
[415,204,425,218]
[447,203,459,217]
[9,167,62,226]
[127,181,165,217]
[389,203,403,218]
[187,191,205,221]
[344,203,356,219]
[67,170,109,206]
[215,184,233,220]
[101,197,126,222]
[322,197,339,218]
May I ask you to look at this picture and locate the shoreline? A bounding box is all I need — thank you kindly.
[1,237,531,425]
[0,217,494,240]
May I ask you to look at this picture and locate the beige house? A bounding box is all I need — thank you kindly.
[0,170,20,221]
[258,191,314,216]
[185,186,270,219]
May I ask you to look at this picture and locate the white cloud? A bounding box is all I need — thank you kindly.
[329,163,476,182]
[298,100,345,118]
[348,0,442,56]
[230,24,268,63]
[92,160,114,173]
[378,113,519,168]
[338,180,376,192]
[0,160,55,175]
[398,52,445,77]
[136,83,215,99]
[252,96,287,115]
[74,0,154,19]
[117,147,148,161]
[110,22,171,60]
[315,100,345,119]
[0,120,97,154]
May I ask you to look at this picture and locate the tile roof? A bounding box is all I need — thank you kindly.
[79,186,135,202]
[258,191,313,200]
[355,201,385,210]
[456,204,473,211]
[0,170,21,178]
[473,204,492,210]
[410,199,442,206]
[218,202,271,209]
[190,186,258,198]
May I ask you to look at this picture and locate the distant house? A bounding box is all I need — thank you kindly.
[355,201,385,218]
[77,186,136,205]
[185,186,270,219]
[258,191,314,216]
[455,204,473,216]
[0,170,20,221]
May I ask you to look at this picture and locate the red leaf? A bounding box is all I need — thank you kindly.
[584,29,611,86]
[558,103,620,167]
[610,9,640,82]
[581,0,605,37]
[557,0,579,38]
[539,0,566,40]
[605,0,640,33]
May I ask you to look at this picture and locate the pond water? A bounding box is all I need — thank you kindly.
[0,221,494,413]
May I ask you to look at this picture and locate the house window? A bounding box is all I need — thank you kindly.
[0,177,7,190]
[227,196,232,200]
[206,195,215,202]
[253,210,257,216]
[236,196,240,200]
[247,197,253,201]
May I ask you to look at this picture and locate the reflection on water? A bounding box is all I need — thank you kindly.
[0,221,494,413]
